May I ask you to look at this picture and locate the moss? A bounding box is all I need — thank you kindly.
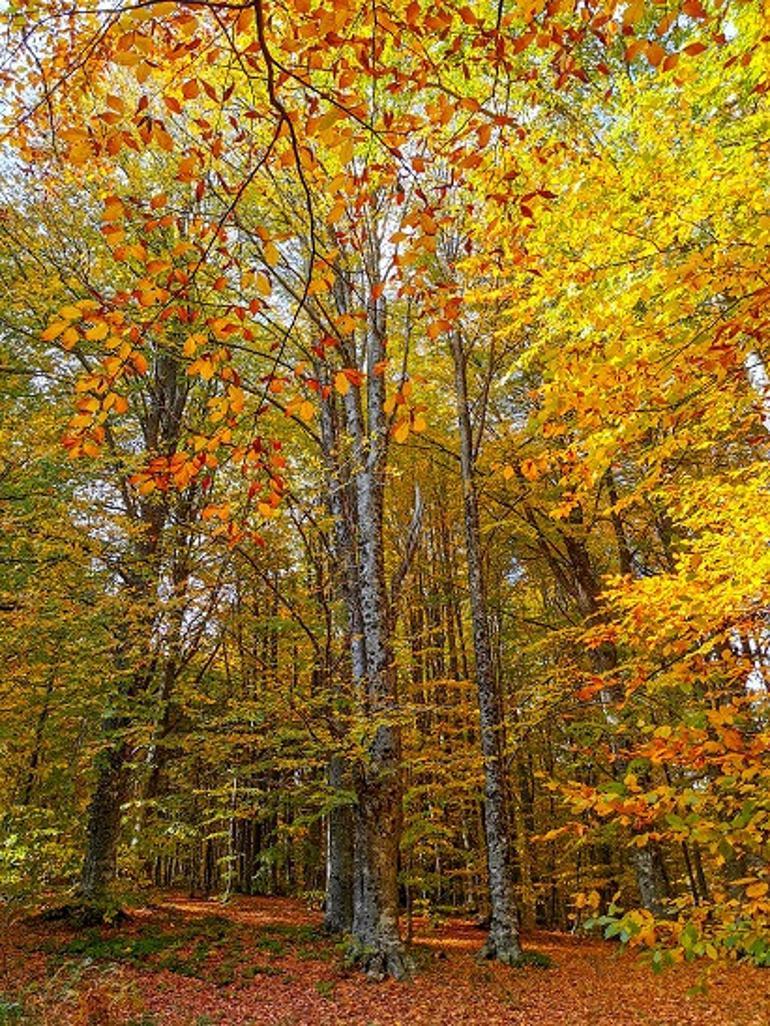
[510,950,553,969]
[59,927,178,962]
[0,999,25,1026]
[315,978,337,999]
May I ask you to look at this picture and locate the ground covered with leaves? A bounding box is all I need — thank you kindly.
[1,895,769,1026]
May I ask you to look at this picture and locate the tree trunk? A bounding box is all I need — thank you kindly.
[312,241,410,977]
[346,276,409,979]
[324,753,354,933]
[630,845,667,918]
[562,515,670,917]
[317,337,361,935]
[450,329,522,964]
[77,347,188,911]
[80,723,130,904]
[21,673,54,806]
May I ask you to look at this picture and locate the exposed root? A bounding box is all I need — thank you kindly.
[477,941,553,969]
[35,902,130,928]
[345,936,414,981]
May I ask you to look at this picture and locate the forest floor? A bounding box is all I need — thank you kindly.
[1,894,769,1026]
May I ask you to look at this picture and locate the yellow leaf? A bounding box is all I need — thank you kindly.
[41,321,67,342]
[334,371,350,396]
[263,241,279,267]
[746,881,768,899]
[62,327,79,350]
[394,420,410,443]
[228,386,245,413]
[328,199,346,224]
[299,400,314,422]
[337,313,357,334]
[85,322,109,342]
[103,197,125,222]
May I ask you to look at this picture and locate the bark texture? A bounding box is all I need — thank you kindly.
[80,724,130,903]
[346,266,409,979]
[324,754,354,933]
[450,329,522,964]
[314,246,409,977]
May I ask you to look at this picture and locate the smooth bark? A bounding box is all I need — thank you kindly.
[450,329,522,964]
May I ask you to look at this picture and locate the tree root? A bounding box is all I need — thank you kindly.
[35,901,130,928]
[344,936,414,981]
[477,941,552,968]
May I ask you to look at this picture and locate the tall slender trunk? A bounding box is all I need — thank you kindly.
[346,268,408,979]
[450,329,522,964]
[21,673,54,806]
[317,342,359,934]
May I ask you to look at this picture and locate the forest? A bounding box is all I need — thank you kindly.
[0,0,769,1022]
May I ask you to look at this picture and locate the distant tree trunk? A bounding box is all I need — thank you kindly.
[324,753,354,933]
[20,673,54,806]
[630,846,667,918]
[562,510,669,915]
[450,329,522,964]
[513,753,536,931]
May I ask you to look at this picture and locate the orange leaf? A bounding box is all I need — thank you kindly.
[646,42,666,68]
[334,371,350,396]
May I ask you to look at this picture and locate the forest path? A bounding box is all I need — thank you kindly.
[2,893,769,1025]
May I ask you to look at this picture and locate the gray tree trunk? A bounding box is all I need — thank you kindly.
[346,270,409,979]
[315,255,408,973]
[450,329,522,964]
